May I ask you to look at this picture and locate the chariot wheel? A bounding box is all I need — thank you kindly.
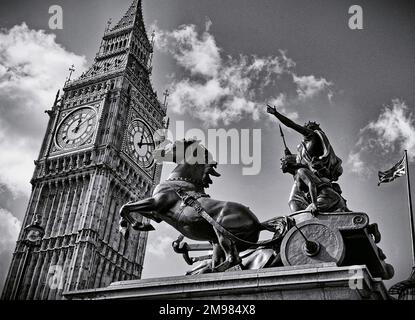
[281,220,345,266]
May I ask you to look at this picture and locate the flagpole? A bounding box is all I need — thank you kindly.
[405,150,415,265]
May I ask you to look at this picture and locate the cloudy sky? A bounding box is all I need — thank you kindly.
[0,0,414,291]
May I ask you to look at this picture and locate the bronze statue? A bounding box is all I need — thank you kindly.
[267,105,343,182]
[119,139,282,273]
[118,137,393,280]
[280,153,349,214]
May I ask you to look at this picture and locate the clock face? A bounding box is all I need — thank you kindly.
[26,230,42,243]
[56,107,98,150]
[126,119,155,168]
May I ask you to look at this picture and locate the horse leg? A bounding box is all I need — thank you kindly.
[129,198,161,230]
[187,242,222,275]
[212,242,225,270]
[119,197,161,238]
[212,229,241,272]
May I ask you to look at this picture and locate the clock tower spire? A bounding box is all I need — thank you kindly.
[2,0,166,300]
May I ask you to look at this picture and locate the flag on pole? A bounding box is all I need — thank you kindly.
[378,154,406,186]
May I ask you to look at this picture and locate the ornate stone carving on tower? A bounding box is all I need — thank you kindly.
[2,0,166,300]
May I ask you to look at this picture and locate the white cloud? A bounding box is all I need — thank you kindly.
[0,131,36,196]
[269,94,299,120]
[365,99,415,158]
[0,209,21,292]
[348,99,415,175]
[146,235,175,258]
[347,151,372,177]
[155,22,221,78]
[292,74,332,100]
[0,23,87,196]
[0,209,21,255]
[153,22,331,126]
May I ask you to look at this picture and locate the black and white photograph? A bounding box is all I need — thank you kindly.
[0,0,414,309]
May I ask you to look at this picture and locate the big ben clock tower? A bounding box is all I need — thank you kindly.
[2,0,167,300]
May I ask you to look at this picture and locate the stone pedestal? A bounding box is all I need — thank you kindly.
[64,264,390,300]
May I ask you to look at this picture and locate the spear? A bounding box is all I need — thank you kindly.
[279,125,292,156]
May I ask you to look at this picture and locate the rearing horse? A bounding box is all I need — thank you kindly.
[119,139,275,272]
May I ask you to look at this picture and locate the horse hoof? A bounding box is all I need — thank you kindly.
[140,224,156,232]
[213,255,243,272]
[186,267,213,275]
[132,222,155,232]
[131,222,141,230]
[212,262,230,273]
[213,260,234,272]
[120,218,129,228]
[120,227,130,240]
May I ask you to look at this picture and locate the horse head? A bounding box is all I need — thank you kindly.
[154,138,221,188]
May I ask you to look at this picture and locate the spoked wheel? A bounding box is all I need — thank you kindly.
[281,220,345,266]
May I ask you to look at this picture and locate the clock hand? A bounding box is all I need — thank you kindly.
[138,134,145,148]
[72,115,96,133]
[72,119,82,133]
[72,118,82,131]
[137,142,154,147]
[78,114,96,128]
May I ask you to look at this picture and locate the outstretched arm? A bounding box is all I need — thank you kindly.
[266,105,314,137]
